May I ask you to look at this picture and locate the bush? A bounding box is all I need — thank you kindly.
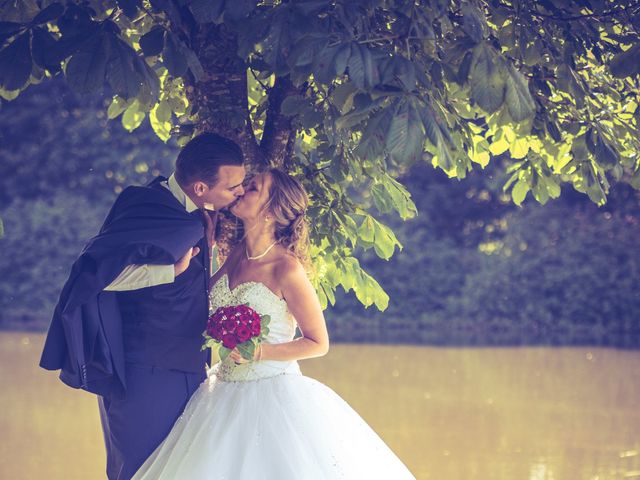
[0,193,105,328]
[447,200,640,347]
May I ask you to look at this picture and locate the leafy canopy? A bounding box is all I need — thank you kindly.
[1,0,639,309]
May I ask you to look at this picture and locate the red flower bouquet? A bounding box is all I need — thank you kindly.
[201,304,270,362]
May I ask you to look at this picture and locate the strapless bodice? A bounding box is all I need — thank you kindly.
[207,274,301,382]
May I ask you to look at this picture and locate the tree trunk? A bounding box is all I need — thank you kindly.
[185,23,264,167]
[184,23,301,261]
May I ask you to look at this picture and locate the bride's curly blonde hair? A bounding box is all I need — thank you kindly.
[262,168,311,270]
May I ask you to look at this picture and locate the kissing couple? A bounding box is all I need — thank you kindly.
[40,133,415,479]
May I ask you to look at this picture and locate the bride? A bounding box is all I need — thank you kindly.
[132,168,416,479]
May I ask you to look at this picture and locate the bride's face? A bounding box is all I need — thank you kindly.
[230,172,273,221]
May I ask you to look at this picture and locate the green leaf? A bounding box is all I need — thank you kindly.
[532,177,549,204]
[546,177,561,198]
[225,0,256,21]
[470,43,506,114]
[353,105,392,159]
[381,175,417,220]
[163,32,188,77]
[556,64,585,107]
[594,135,619,167]
[132,55,160,102]
[31,27,62,71]
[122,100,146,131]
[189,0,225,24]
[358,215,401,260]
[511,178,529,205]
[106,36,142,99]
[32,2,64,24]
[218,346,231,362]
[348,43,379,90]
[385,100,425,164]
[139,27,164,57]
[358,216,375,243]
[371,183,393,214]
[504,63,535,122]
[333,44,351,76]
[0,31,32,90]
[373,221,402,260]
[280,95,308,116]
[107,96,129,119]
[509,137,529,159]
[610,43,640,78]
[470,135,490,167]
[150,99,172,141]
[355,268,389,311]
[420,105,454,171]
[236,341,255,361]
[262,8,290,74]
[335,96,384,130]
[331,81,357,114]
[0,87,20,100]
[65,33,109,94]
[461,2,486,43]
[313,43,339,84]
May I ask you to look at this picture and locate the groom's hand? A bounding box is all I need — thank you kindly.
[174,246,200,277]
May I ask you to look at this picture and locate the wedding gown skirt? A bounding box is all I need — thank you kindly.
[132,274,415,479]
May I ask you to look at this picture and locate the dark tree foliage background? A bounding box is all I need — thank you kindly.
[1,78,639,347]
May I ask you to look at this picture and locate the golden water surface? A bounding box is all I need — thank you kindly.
[1,332,639,480]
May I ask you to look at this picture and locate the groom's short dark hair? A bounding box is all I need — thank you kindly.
[175,133,244,187]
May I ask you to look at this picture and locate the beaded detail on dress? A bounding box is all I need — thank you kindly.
[207,274,301,382]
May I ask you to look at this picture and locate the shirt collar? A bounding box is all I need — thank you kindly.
[166,173,199,213]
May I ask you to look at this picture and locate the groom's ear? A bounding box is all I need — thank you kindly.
[192,181,207,197]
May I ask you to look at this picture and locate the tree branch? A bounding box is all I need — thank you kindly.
[260,75,299,169]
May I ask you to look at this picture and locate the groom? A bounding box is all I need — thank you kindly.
[39,132,246,479]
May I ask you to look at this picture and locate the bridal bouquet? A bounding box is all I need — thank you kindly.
[201,304,270,362]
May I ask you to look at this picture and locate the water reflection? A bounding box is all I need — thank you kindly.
[1,333,639,479]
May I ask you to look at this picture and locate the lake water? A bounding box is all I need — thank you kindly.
[1,332,639,479]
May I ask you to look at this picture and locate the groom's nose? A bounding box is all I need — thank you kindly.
[235,185,245,196]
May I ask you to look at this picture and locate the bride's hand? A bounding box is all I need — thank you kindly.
[229,344,263,364]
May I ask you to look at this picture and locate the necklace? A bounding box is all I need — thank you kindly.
[246,241,278,260]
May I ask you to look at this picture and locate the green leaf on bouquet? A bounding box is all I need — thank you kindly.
[261,314,271,327]
[218,346,231,362]
[200,337,217,351]
[237,341,255,361]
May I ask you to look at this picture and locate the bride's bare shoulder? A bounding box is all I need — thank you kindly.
[273,252,305,282]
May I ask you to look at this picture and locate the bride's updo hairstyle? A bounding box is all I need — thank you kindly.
[264,168,311,269]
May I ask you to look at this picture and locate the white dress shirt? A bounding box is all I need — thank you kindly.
[104,173,200,291]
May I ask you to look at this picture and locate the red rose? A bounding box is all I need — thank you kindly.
[211,324,224,340]
[251,321,261,336]
[236,325,252,343]
[221,333,237,349]
[223,319,237,332]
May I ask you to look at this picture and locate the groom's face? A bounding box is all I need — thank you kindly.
[192,165,246,211]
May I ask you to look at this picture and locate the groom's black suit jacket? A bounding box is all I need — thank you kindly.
[39,176,209,398]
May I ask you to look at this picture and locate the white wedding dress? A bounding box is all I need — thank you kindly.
[132,273,416,479]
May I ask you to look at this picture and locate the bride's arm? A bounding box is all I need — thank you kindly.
[260,258,330,362]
